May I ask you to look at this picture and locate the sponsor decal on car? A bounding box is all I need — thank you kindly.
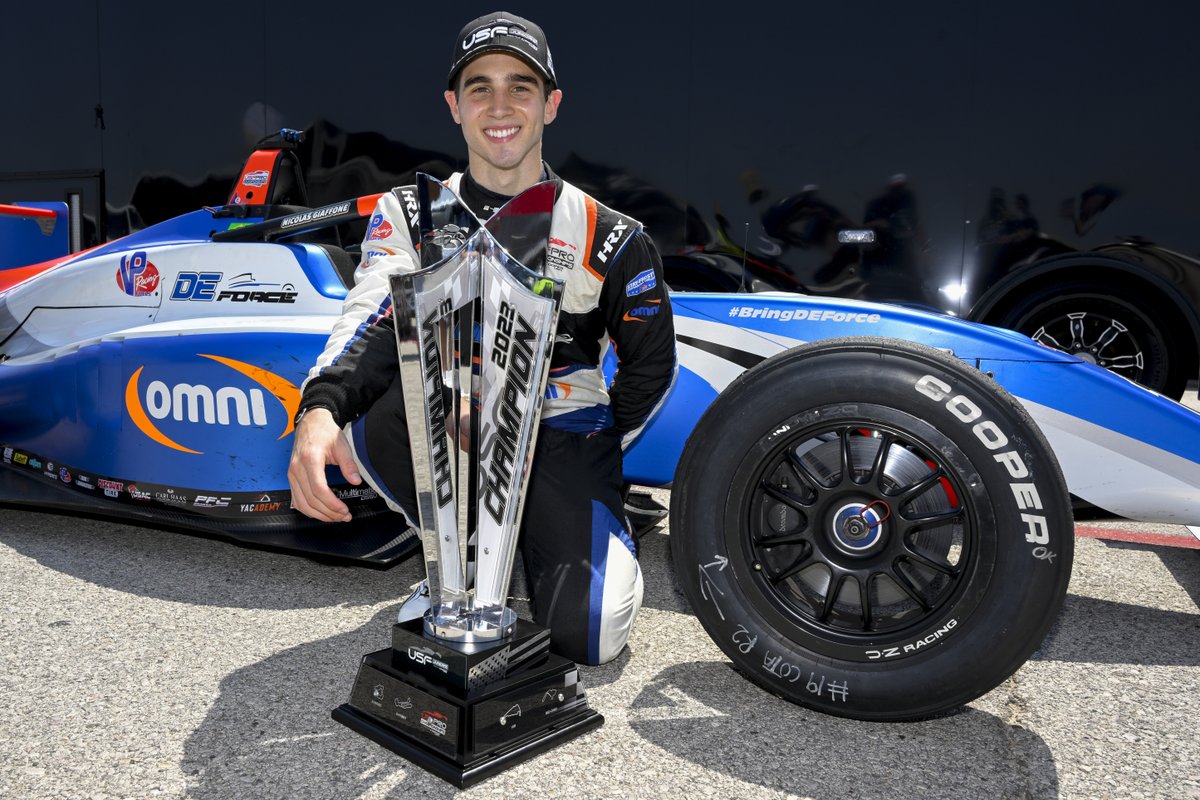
[240,493,283,513]
[242,169,270,187]
[2,447,12,463]
[334,486,378,501]
[116,251,160,297]
[278,201,352,230]
[98,478,122,498]
[59,467,71,483]
[171,272,297,303]
[625,268,657,297]
[194,495,231,509]
[127,484,152,501]
[154,489,191,507]
[125,355,301,455]
[726,305,883,323]
[28,457,41,470]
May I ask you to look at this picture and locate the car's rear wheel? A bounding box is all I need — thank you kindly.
[999,282,1184,399]
[671,337,1074,720]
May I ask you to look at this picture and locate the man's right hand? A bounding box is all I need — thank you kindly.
[287,408,362,522]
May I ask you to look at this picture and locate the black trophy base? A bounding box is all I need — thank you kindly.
[333,622,603,788]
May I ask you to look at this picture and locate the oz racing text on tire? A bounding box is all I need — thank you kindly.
[670,337,1074,721]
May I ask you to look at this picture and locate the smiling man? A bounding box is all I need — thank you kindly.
[286,12,676,666]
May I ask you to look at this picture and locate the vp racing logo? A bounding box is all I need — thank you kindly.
[116,251,160,297]
[125,355,301,454]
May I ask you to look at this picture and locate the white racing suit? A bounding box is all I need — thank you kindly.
[299,165,676,664]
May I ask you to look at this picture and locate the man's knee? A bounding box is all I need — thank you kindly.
[540,531,643,665]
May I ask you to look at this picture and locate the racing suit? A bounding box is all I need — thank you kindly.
[299,165,676,665]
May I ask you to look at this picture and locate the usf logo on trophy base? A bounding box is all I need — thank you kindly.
[332,177,603,787]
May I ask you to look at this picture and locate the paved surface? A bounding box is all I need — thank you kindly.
[1,386,1197,799]
[1,501,1198,799]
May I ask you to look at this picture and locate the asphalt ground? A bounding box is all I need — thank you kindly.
[1,388,1198,800]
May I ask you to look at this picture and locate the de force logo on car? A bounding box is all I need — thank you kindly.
[116,251,160,297]
[171,272,297,303]
[125,355,301,455]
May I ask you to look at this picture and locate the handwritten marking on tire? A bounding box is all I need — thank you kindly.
[732,624,758,654]
[697,555,729,620]
[763,650,850,701]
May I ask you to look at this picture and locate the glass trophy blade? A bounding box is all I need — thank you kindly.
[416,172,480,269]
[483,180,555,275]
[391,178,563,641]
[337,180,601,790]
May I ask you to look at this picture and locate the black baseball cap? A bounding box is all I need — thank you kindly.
[448,12,557,91]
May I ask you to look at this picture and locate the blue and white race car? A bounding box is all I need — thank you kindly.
[2,134,1197,722]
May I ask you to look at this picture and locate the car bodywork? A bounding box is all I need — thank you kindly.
[2,192,1198,563]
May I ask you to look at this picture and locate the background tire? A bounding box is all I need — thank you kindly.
[670,337,1074,720]
[998,281,1185,399]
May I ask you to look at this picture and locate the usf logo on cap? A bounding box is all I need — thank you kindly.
[448,12,557,90]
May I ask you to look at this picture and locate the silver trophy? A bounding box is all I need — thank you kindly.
[333,176,603,788]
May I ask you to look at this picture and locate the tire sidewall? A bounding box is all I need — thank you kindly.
[672,340,1073,720]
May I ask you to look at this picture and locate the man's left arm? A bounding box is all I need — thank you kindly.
[601,230,677,447]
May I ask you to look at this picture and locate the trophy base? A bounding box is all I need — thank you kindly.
[333,624,603,788]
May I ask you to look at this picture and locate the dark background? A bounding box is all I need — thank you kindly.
[4,1,1198,314]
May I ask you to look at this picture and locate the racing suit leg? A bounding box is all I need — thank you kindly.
[343,378,643,664]
[344,375,420,528]
[519,427,643,666]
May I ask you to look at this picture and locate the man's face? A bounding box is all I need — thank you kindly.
[444,52,563,188]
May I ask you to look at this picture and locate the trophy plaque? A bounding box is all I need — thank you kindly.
[332,176,603,788]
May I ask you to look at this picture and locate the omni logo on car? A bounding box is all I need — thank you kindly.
[125,355,301,454]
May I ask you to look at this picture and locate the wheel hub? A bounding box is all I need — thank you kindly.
[830,500,889,554]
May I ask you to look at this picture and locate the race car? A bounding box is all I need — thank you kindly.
[2,133,1197,723]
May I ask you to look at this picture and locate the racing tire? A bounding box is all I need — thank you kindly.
[998,281,1185,400]
[670,337,1074,721]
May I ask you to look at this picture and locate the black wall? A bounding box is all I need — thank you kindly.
[5,1,1198,313]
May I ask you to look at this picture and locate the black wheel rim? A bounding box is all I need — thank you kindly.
[743,420,979,645]
[1030,309,1145,380]
[1014,294,1167,388]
